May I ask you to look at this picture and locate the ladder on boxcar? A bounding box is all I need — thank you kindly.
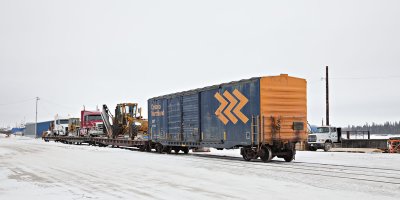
[250,115,259,147]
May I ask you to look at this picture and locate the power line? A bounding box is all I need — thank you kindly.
[0,98,36,106]
[307,75,400,84]
[327,75,400,80]
[40,98,76,110]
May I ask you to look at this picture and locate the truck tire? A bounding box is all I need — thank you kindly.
[309,146,317,151]
[324,142,332,152]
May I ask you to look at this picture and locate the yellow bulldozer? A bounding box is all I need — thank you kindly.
[101,103,148,140]
[67,118,80,136]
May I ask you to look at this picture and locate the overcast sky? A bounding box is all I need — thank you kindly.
[0,0,399,128]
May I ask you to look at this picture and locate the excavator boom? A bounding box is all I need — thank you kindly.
[101,104,114,138]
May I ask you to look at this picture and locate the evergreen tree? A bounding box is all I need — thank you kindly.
[344,121,400,135]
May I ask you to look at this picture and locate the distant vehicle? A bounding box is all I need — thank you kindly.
[307,126,342,151]
[0,128,12,136]
[52,116,70,136]
[388,137,400,153]
[80,110,104,137]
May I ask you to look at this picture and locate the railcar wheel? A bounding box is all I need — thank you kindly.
[259,146,273,162]
[139,145,146,152]
[156,144,163,153]
[147,145,152,152]
[172,147,180,154]
[183,147,189,154]
[241,147,257,161]
[242,153,252,161]
[165,146,172,154]
[284,149,296,162]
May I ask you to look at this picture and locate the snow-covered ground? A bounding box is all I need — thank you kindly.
[1,135,400,200]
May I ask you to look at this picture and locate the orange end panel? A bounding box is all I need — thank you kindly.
[260,74,307,144]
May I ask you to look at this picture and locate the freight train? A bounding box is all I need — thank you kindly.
[43,74,307,162]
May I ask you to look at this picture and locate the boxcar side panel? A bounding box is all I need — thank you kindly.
[200,88,223,142]
[200,79,260,148]
[148,98,168,141]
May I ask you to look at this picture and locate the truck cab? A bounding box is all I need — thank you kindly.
[308,126,342,151]
[80,110,104,137]
[52,118,69,136]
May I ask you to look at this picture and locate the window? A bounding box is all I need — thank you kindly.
[87,115,102,121]
[316,127,330,133]
[60,119,69,124]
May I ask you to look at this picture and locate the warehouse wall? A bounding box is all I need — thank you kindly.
[24,121,52,138]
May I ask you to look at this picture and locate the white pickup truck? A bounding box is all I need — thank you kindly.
[308,126,342,151]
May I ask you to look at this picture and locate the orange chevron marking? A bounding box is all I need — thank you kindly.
[214,93,229,125]
[233,89,249,123]
[223,91,238,124]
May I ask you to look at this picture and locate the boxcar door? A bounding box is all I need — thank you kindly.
[167,97,183,141]
[182,94,200,142]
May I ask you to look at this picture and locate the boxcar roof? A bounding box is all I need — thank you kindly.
[149,77,261,100]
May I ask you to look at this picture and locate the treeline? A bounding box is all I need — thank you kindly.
[344,121,400,135]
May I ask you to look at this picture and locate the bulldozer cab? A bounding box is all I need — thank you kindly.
[69,118,80,126]
[68,118,80,135]
[115,103,141,125]
[102,103,147,140]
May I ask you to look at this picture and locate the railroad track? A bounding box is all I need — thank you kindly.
[57,142,400,186]
[185,153,400,185]
[120,145,400,185]
[192,153,400,173]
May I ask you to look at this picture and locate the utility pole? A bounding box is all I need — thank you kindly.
[326,66,330,126]
[35,97,40,138]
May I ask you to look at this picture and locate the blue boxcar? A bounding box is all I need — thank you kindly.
[148,74,307,162]
[148,78,260,149]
